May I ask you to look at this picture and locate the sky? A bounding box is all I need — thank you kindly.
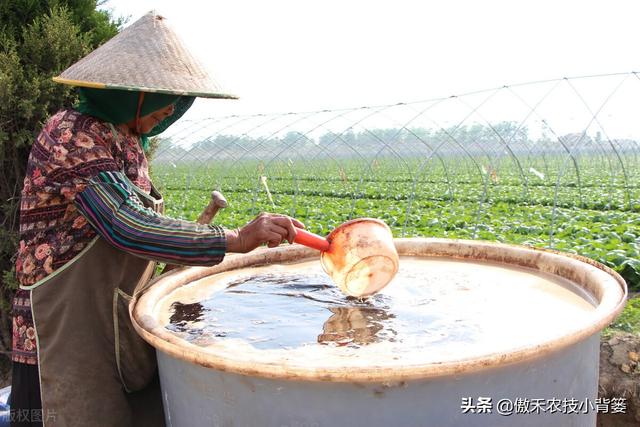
[99,0,640,120]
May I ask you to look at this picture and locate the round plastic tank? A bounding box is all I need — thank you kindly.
[131,238,627,427]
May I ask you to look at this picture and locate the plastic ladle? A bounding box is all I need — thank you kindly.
[293,218,399,298]
[292,228,331,252]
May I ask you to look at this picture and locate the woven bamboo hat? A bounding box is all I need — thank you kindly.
[53,11,237,99]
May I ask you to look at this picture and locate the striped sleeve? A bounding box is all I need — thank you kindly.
[74,171,226,266]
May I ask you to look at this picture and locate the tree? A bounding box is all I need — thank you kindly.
[0,1,121,368]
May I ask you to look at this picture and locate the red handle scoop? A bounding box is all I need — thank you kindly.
[293,228,330,252]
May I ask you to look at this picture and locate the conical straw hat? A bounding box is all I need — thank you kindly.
[53,11,237,99]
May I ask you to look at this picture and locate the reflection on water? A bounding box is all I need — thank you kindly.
[169,302,203,324]
[166,271,480,350]
[317,307,396,346]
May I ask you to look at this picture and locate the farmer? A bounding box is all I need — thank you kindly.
[11,11,302,427]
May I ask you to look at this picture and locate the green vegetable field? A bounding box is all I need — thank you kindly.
[152,155,639,324]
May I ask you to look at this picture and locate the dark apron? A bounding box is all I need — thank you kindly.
[19,186,166,427]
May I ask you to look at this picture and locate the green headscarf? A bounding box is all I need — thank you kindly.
[75,88,195,151]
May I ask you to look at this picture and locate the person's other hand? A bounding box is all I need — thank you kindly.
[225,213,305,253]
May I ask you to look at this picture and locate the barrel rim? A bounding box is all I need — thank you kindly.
[130,238,628,382]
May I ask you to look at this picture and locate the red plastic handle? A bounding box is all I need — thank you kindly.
[293,228,330,252]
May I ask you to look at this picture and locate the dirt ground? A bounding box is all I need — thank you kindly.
[597,332,640,426]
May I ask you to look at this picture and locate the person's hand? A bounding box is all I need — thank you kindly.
[225,213,305,253]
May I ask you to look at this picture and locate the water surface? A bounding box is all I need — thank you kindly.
[161,257,596,364]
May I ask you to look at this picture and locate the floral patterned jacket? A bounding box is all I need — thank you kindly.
[12,109,152,364]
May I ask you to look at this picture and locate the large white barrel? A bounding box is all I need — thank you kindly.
[131,238,627,427]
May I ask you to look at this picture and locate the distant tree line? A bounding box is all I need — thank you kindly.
[152,122,639,164]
